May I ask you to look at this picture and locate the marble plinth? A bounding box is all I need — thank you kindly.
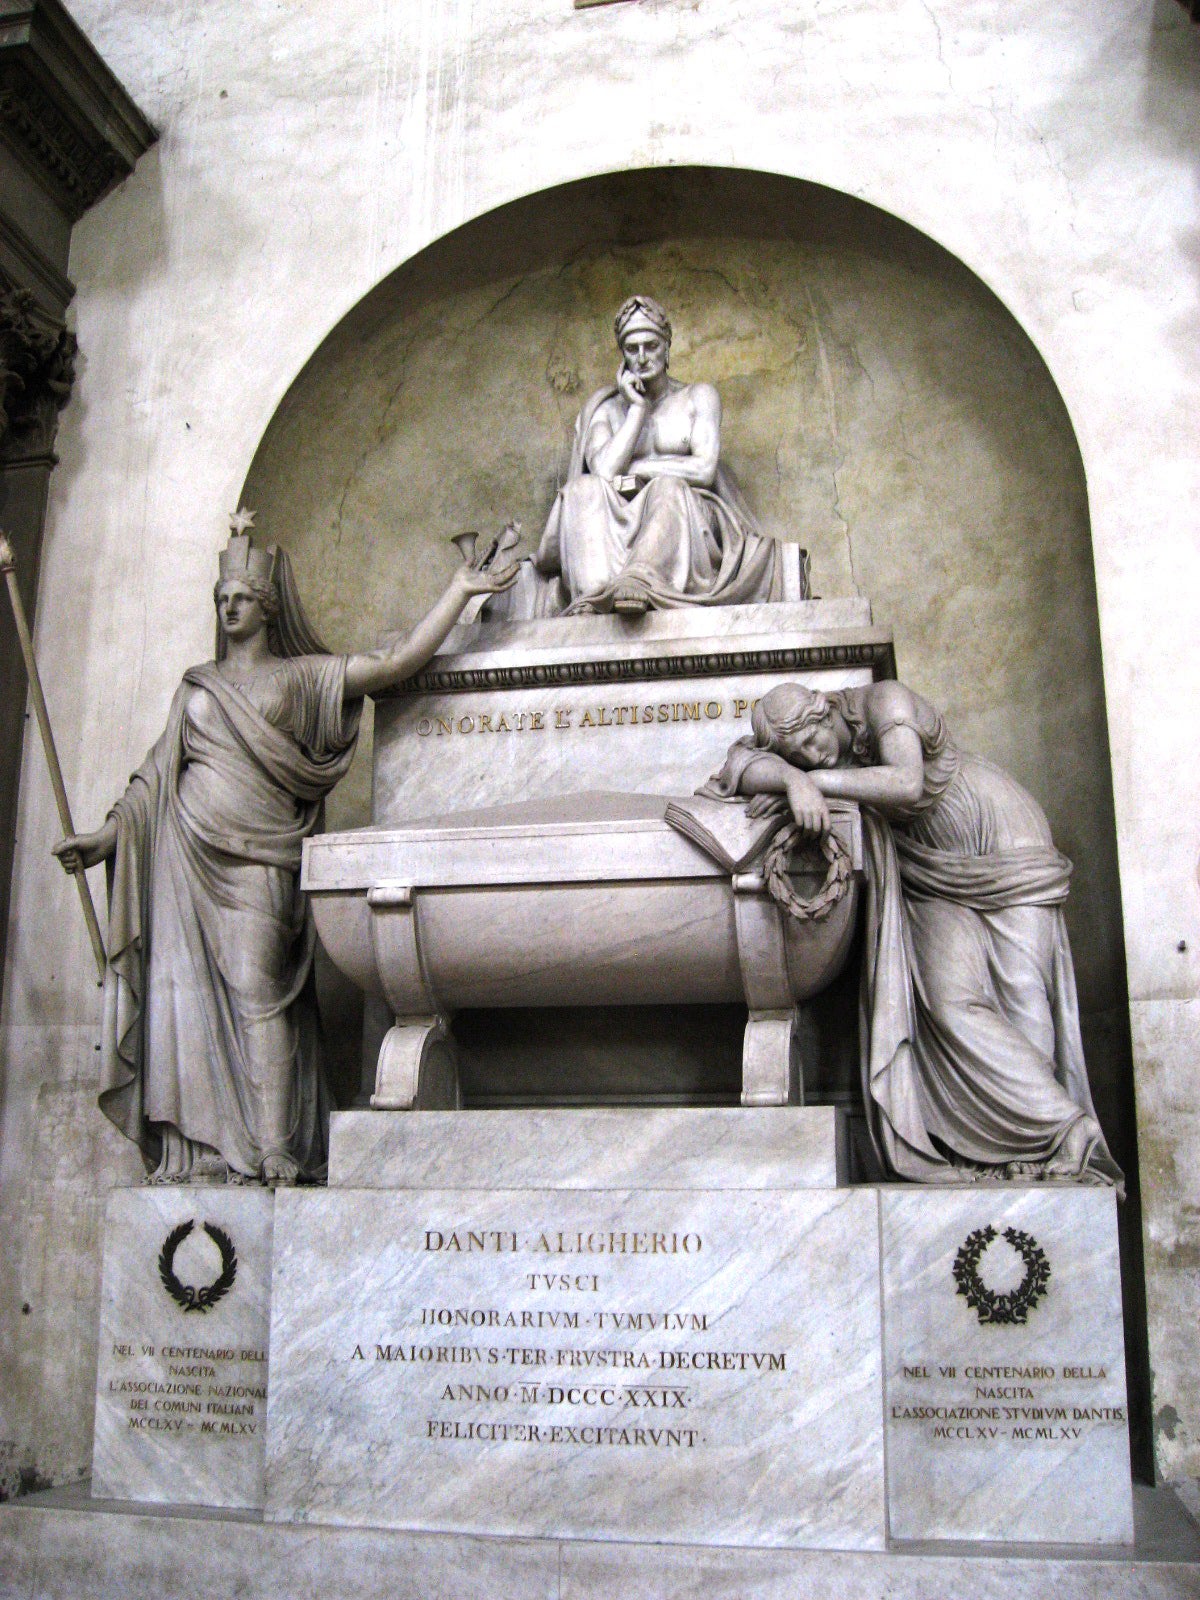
[372,602,893,823]
[6,1485,1200,1600]
[264,1185,885,1549]
[881,1187,1133,1544]
[328,1107,847,1189]
[91,1188,274,1511]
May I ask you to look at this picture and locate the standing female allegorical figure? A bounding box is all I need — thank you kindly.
[54,520,516,1185]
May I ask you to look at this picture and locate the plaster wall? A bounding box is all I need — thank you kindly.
[0,0,1196,1502]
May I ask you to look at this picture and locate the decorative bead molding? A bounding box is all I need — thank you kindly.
[397,639,897,696]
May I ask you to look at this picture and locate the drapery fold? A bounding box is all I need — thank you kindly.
[859,809,1121,1188]
[530,385,784,614]
[99,658,359,1179]
[696,698,1121,1188]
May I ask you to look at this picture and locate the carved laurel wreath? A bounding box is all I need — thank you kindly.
[760,823,853,923]
[158,1220,238,1315]
[952,1224,1050,1326]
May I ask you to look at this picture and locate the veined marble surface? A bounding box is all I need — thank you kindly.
[91,1187,274,1511]
[371,600,888,826]
[5,1484,1200,1600]
[5,0,1199,1501]
[881,1187,1133,1543]
[265,1186,884,1548]
[373,663,878,825]
[328,1107,845,1189]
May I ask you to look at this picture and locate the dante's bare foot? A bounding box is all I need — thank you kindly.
[1004,1159,1042,1180]
[260,1150,301,1187]
[146,1168,185,1186]
[613,583,650,615]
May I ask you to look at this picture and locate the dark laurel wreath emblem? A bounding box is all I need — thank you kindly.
[952,1224,1050,1326]
[158,1220,238,1314]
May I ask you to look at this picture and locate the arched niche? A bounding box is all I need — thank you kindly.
[241,165,1147,1470]
[242,163,1126,1066]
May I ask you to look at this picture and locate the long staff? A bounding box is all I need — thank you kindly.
[0,533,106,982]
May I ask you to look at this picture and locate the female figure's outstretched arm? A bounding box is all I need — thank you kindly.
[343,557,517,700]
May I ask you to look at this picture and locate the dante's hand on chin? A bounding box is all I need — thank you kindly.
[617,366,646,408]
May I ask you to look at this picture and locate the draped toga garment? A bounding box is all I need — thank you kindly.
[703,689,1121,1186]
[530,384,785,615]
[99,657,360,1180]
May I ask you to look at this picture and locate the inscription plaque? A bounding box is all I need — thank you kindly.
[92,1187,274,1510]
[265,1186,885,1548]
[881,1187,1134,1543]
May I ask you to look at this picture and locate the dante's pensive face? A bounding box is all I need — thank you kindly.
[619,330,669,385]
[216,579,267,641]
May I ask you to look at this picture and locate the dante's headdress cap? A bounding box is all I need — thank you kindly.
[614,295,672,347]
[217,508,277,586]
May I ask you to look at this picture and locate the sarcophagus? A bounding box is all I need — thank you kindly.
[303,793,863,1110]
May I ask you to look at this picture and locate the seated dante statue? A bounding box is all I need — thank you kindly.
[515,296,791,617]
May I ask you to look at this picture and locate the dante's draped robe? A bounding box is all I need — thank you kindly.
[532,385,784,614]
[703,695,1121,1185]
[100,658,360,1179]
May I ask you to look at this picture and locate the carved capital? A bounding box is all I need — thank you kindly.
[0,273,74,455]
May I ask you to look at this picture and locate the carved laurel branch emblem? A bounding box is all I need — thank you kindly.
[158,1220,238,1315]
[952,1224,1050,1326]
[761,824,853,923]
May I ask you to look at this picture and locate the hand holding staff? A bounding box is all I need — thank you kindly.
[0,533,106,982]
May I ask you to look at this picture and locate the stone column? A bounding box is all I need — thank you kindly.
[0,0,155,999]
[0,276,74,986]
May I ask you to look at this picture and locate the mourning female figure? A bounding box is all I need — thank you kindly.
[54,529,516,1185]
[703,680,1121,1186]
